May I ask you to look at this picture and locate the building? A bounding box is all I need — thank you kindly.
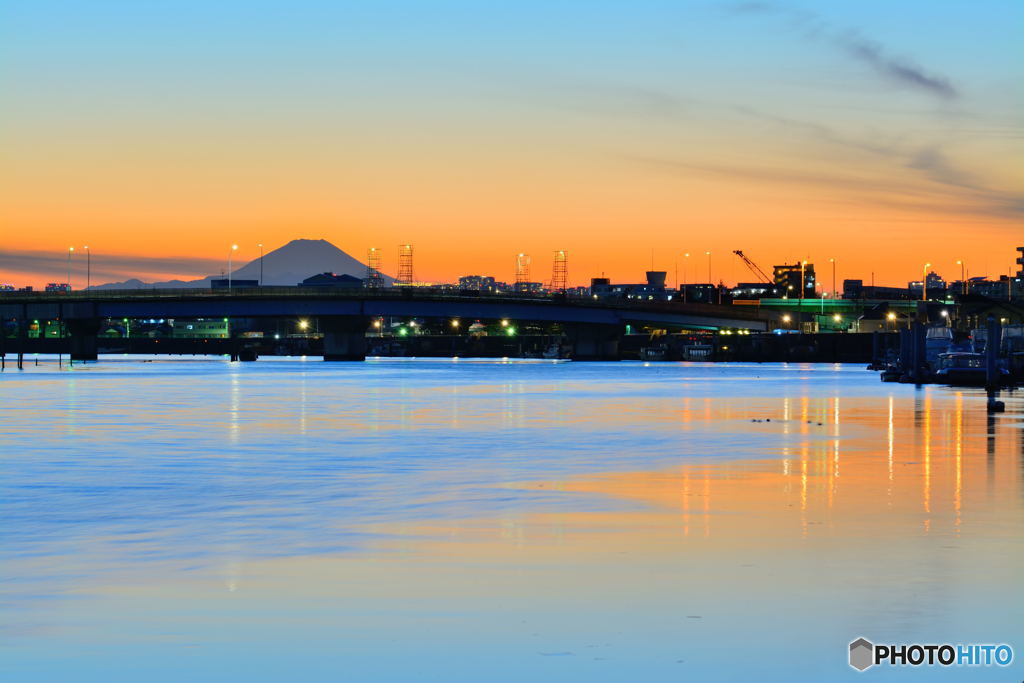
[514,281,544,294]
[45,283,71,292]
[211,278,259,289]
[590,272,670,301]
[842,279,912,300]
[730,282,779,299]
[298,273,363,288]
[966,276,1014,300]
[908,271,946,297]
[678,283,718,304]
[0,284,14,292]
[458,275,499,293]
[773,263,816,299]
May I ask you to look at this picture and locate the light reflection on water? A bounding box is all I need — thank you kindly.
[1,357,1022,682]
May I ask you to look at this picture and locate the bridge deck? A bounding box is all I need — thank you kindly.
[1,287,771,331]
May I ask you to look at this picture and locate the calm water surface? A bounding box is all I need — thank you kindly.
[1,357,1022,681]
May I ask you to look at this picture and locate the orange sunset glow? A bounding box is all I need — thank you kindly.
[2,2,1021,289]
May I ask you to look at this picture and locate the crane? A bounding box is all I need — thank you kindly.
[733,250,773,284]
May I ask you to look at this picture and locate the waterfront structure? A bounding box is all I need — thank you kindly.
[0,287,770,362]
[171,319,229,338]
[45,283,71,292]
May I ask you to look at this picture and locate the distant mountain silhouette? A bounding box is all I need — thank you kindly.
[91,239,393,289]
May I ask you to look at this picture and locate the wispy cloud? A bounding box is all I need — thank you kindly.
[725,2,959,99]
[632,152,1024,221]
[728,104,1022,217]
[0,250,222,285]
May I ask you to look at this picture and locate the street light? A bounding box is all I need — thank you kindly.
[922,262,931,302]
[228,244,238,290]
[705,251,711,284]
[451,319,460,329]
[258,243,264,286]
[799,260,807,303]
[67,247,74,290]
[682,252,690,302]
[956,259,966,295]
[829,257,836,299]
[83,246,90,290]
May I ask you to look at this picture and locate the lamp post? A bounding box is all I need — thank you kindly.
[84,246,90,290]
[67,247,74,290]
[922,262,931,302]
[683,252,690,303]
[228,244,238,290]
[799,260,807,303]
[829,257,835,299]
[258,243,264,286]
[956,259,966,295]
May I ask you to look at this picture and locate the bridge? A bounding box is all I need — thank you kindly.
[0,287,775,361]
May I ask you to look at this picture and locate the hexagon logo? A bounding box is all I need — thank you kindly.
[849,638,874,671]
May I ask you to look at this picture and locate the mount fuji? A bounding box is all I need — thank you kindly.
[91,239,394,289]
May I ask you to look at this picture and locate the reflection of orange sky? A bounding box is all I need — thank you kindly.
[364,390,1022,560]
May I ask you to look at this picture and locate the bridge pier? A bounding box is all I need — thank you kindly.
[67,318,101,361]
[322,316,369,361]
[565,323,621,361]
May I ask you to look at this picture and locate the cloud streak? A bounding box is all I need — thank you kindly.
[0,250,222,285]
[726,3,959,99]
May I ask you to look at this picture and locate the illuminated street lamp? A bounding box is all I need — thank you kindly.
[228,244,239,290]
[956,259,966,295]
[682,252,690,303]
[829,257,836,299]
[67,247,74,290]
[258,243,264,286]
[705,251,711,284]
[83,246,91,290]
[922,262,931,302]
[451,319,460,329]
[799,260,807,303]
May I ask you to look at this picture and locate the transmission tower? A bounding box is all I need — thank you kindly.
[366,247,384,289]
[515,253,531,291]
[550,250,568,292]
[397,244,414,286]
